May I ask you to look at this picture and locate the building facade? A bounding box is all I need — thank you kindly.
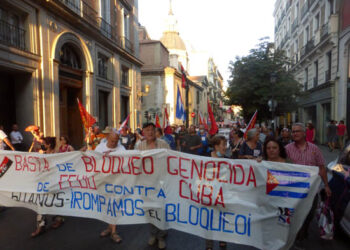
[338,0,350,133]
[0,0,142,148]
[274,0,339,143]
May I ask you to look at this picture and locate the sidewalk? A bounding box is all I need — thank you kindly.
[317,144,340,165]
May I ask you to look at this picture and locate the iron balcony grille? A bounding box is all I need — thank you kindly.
[0,19,26,51]
[120,36,134,53]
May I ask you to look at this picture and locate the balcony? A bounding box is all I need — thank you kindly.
[0,19,26,51]
[325,70,331,82]
[313,77,318,88]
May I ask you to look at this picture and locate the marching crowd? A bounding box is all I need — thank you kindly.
[0,120,347,250]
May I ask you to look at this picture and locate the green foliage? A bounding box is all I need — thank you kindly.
[225,38,302,121]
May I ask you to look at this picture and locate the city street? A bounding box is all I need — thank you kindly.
[0,146,348,250]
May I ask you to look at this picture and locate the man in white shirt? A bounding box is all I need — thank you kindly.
[0,126,15,151]
[95,131,125,244]
[10,124,24,151]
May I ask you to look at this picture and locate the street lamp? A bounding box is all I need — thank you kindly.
[269,73,277,133]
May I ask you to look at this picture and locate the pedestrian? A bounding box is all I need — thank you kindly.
[197,124,209,156]
[32,136,64,237]
[206,135,227,250]
[230,129,244,159]
[136,123,169,249]
[0,125,15,151]
[10,124,24,151]
[163,126,176,150]
[28,126,44,152]
[182,125,202,155]
[155,127,163,139]
[263,137,288,162]
[95,131,125,243]
[259,126,269,143]
[119,126,132,149]
[285,123,331,245]
[327,120,338,151]
[175,125,187,151]
[337,120,347,150]
[277,128,292,147]
[306,122,316,144]
[239,128,263,159]
[58,136,74,152]
[85,125,105,150]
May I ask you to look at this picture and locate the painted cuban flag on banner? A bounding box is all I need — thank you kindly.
[266,169,311,199]
[175,85,185,121]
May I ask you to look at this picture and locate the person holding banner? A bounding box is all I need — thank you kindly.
[85,126,105,150]
[263,137,288,163]
[136,122,169,250]
[239,128,263,160]
[95,131,125,243]
[0,125,15,151]
[286,123,331,245]
[58,136,74,153]
[32,136,64,237]
[206,135,228,250]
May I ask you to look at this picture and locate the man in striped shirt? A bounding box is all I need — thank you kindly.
[285,123,331,244]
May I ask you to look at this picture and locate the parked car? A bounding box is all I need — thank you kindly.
[327,143,350,237]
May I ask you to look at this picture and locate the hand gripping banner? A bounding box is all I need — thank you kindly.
[0,150,321,250]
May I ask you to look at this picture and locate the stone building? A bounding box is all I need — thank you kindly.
[274,0,340,143]
[338,0,350,133]
[0,0,142,148]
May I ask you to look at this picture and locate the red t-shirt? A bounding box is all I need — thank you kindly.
[337,124,347,136]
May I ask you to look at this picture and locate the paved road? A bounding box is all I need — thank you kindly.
[0,145,348,250]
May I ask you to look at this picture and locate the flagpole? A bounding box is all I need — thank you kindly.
[185,79,189,128]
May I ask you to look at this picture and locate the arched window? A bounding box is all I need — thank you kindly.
[59,43,82,69]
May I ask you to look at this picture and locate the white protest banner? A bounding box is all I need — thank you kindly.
[0,149,321,250]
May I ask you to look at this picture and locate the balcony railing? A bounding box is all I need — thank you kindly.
[98,17,113,39]
[0,19,26,51]
[325,70,331,82]
[313,77,318,88]
[58,0,81,14]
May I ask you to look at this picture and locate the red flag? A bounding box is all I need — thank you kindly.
[118,113,131,133]
[77,99,96,131]
[207,100,218,135]
[180,64,186,88]
[162,107,170,129]
[243,110,258,139]
[155,114,161,128]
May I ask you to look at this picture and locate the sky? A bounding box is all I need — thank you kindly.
[138,0,276,87]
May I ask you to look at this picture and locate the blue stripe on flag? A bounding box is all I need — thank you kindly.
[278,181,310,188]
[269,169,311,178]
[268,190,308,199]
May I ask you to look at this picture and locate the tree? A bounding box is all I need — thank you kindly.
[225,38,302,122]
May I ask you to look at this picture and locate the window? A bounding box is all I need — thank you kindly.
[98,53,108,79]
[59,44,82,69]
[315,13,320,32]
[304,26,309,45]
[196,91,200,105]
[348,45,350,81]
[98,90,109,129]
[314,60,318,87]
[304,67,308,90]
[121,66,129,86]
[326,51,331,81]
